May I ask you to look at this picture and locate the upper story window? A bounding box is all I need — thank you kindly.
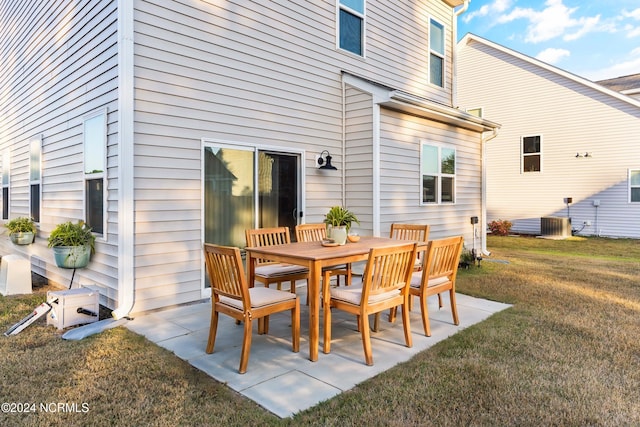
[30,139,41,223]
[466,107,483,118]
[338,0,365,56]
[429,18,445,88]
[2,151,9,220]
[84,112,106,235]
[522,135,541,173]
[630,169,640,202]
[421,142,456,204]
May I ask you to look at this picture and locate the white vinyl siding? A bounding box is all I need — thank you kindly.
[344,85,375,235]
[379,110,481,243]
[0,0,119,299]
[458,35,640,238]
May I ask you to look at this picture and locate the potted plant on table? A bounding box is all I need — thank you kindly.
[5,216,37,245]
[323,206,360,245]
[47,220,96,269]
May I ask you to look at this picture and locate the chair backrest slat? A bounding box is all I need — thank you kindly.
[245,227,291,265]
[362,243,417,299]
[203,243,250,308]
[295,223,327,242]
[390,223,430,242]
[423,236,464,285]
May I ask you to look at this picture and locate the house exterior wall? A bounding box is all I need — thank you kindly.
[130,0,467,311]
[378,109,482,245]
[457,36,640,239]
[1,0,481,313]
[0,0,120,303]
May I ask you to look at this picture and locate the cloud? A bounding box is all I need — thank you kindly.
[496,0,601,43]
[536,47,571,64]
[622,8,640,21]
[463,0,512,24]
[583,49,640,80]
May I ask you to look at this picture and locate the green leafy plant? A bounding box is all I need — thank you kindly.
[5,216,37,234]
[488,219,513,236]
[47,220,96,253]
[323,206,360,231]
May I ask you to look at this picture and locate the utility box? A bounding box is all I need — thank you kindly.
[540,216,572,237]
[47,288,99,330]
[0,254,32,296]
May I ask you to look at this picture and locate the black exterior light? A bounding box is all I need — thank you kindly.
[317,150,337,170]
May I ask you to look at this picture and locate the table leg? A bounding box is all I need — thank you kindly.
[308,260,321,361]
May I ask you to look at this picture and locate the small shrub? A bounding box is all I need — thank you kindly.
[488,219,513,236]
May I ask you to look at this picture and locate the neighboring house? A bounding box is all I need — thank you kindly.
[597,73,640,101]
[0,1,497,314]
[457,34,640,239]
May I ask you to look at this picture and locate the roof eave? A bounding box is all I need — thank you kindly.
[384,91,501,133]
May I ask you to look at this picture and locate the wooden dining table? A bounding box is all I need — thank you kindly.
[245,236,422,362]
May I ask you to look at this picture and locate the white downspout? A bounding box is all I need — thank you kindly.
[112,0,135,319]
[452,0,470,107]
[481,128,498,256]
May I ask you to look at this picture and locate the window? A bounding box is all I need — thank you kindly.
[630,170,640,202]
[466,107,483,118]
[2,151,9,220]
[84,112,106,235]
[421,142,456,204]
[30,139,41,222]
[429,19,445,87]
[338,0,365,56]
[522,135,541,173]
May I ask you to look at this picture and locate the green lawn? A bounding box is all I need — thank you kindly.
[1,235,639,426]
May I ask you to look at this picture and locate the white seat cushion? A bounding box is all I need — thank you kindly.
[255,263,308,278]
[329,278,400,305]
[220,287,296,310]
[409,272,450,289]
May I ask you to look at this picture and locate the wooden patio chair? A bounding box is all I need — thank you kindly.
[323,242,417,366]
[295,223,352,287]
[391,235,463,337]
[203,243,300,374]
[245,227,309,294]
[389,223,430,271]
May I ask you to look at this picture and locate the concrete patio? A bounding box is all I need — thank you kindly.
[126,285,510,418]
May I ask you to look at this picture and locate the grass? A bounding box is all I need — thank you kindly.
[1,235,639,426]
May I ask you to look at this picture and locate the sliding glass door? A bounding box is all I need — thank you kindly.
[203,144,301,248]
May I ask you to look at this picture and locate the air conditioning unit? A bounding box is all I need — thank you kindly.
[540,217,571,237]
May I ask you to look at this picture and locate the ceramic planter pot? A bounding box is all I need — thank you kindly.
[329,225,348,245]
[10,231,34,245]
[52,245,91,269]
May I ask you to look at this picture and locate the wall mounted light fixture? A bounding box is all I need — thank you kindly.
[317,150,337,170]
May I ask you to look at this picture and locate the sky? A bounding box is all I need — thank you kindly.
[457,0,640,81]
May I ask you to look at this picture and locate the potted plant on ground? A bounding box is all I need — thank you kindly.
[47,220,96,269]
[323,206,360,245]
[5,216,37,245]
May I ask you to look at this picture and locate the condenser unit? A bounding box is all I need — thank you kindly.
[540,216,571,237]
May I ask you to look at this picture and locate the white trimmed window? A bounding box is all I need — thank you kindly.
[30,139,41,222]
[630,169,640,202]
[466,107,483,118]
[2,151,9,220]
[338,0,365,56]
[421,142,456,204]
[429,18,445,88]
[522,135,542,173]
[84,112,106,235]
